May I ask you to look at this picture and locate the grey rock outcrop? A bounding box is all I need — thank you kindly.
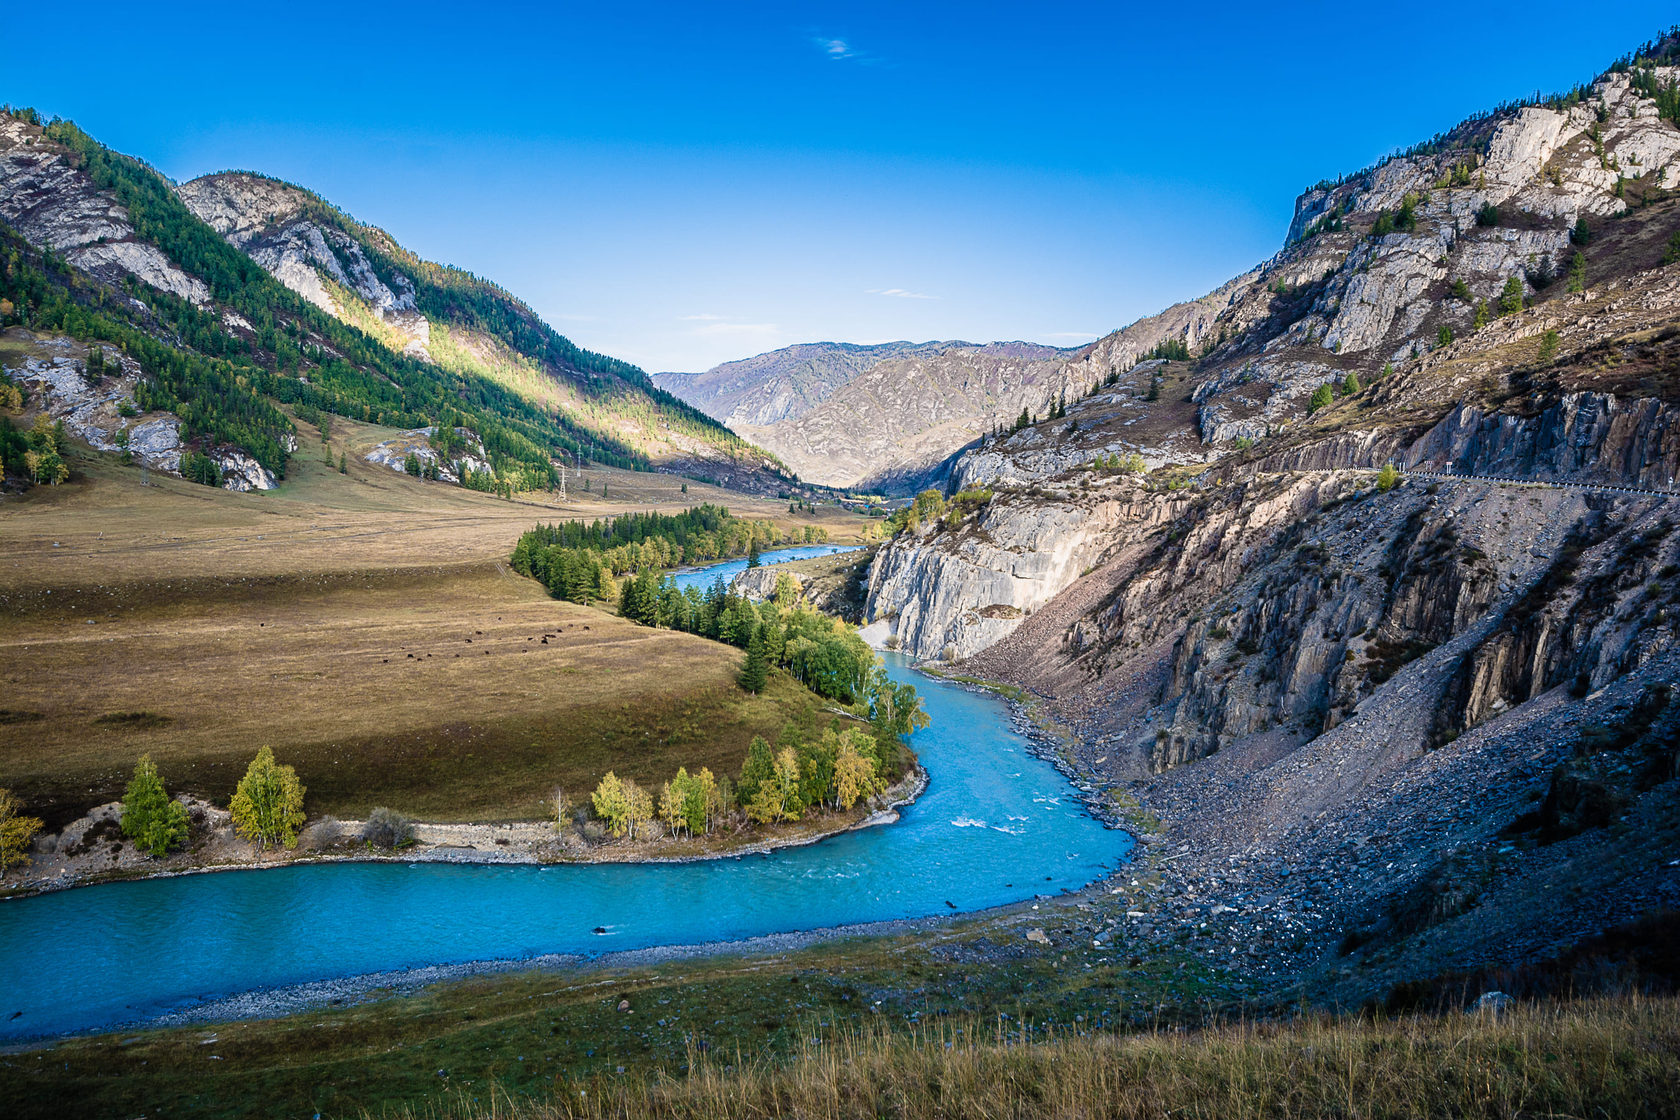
[730,566,802,602]
[364,427,493,483]
[178,173,430,357]
[5,333,181,473]
[0,118,210,304]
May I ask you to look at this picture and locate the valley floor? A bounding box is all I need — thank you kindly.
[0,429,868,835]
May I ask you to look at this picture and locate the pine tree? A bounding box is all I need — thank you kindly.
[1472,300,1491,331]
[1343,373,1362,396]
[1568,251,1587,293]
[121,754,189,857]
[738,736,775,805]
[747,540,761,568]
[338,452,347,474]
[1308,384,1334,413]
[739,624,768,693]
[1498,276,1525,316]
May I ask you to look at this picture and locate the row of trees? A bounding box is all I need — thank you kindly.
[123,747,306,854]
[512,507,815,604]
[0,746,305,878]
[586,722,890,843]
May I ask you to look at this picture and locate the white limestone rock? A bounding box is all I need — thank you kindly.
[0,118,211,305]
[364,427,493,483]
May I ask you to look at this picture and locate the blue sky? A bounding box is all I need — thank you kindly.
[7,3,1677,371]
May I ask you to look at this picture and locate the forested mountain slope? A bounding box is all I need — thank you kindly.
[0,110,787,494]
[861,33,1680,1002]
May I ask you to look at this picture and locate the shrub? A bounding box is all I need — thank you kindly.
[1539,329,1560,362]
[0,787,44,872]
[1343,373,1362,395]
[1377,463,1401,492]
[1475,201,1500,227]
[1308,384,1334,413]
[1438,324,1454,348]
[360,807,414,849]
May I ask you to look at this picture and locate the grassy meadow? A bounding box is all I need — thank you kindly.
[0,414,870,827]
[0,927,1670,1120]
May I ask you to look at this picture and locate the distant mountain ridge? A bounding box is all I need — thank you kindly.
[657,339,1080,492]
[654,340,959,428]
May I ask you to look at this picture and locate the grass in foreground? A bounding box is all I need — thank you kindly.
[416,996,1680,1120]
[0,928,1233,1120]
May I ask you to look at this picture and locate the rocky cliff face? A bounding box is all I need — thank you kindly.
[868,52,1680,750]
[3,328,282,490]
[0,118,210,305]
[364,427,493,484]
[858,44,1680,996]
[179,174,430,357]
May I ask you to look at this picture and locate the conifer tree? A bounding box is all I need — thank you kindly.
[739,624,768,693]
[121,754,189,857]
[1498,276,1525,316]
[737,736,775,805]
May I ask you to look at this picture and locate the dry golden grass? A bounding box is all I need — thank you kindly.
[413,997,1680,1120]
[0,421,866,827]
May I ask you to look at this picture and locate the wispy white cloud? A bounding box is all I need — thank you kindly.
[869,287,936,300]
[812,34,885,65]
[690,320,781,339]
[678,313,725,321]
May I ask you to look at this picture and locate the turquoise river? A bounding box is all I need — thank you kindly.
[0,547,1132,1039]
